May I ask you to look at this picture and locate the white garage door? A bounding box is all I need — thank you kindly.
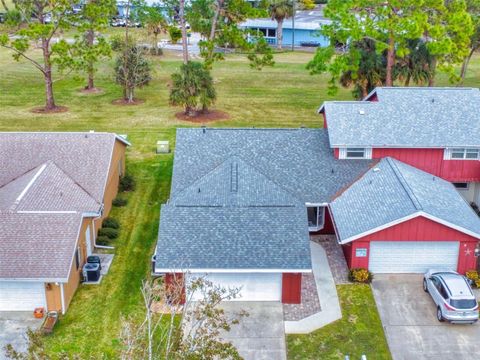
[187,273,282,301]
[369,241,459,273]
[0,281,46,311]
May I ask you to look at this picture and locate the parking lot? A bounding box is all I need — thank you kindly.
[372,274,480,360]
[0,312,42,360]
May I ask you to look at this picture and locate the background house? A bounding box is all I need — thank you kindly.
[0,132,129,313]
[239,10,331,47]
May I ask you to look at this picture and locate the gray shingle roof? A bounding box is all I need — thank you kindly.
[0,212,83,280]
[157,154,311,271]
[0,132,127,202]
[156,205,311,271]
[321,87,480,147]
[330,157,480,243]
[0,161,100,212]
[171,128,372,203]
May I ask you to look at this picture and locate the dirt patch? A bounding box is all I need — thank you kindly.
[175,110,230,123]
[79,87,104,95]
[111,98,145,106]
[31,106,69,114]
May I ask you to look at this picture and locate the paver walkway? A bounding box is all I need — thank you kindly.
[311,235,350,284]
[284,242,342,334]
[283,273,321,321]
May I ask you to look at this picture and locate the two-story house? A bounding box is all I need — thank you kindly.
[154,87,480,304]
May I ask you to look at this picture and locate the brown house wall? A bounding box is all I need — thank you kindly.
[45,217,91,313]
[44,139,126,314]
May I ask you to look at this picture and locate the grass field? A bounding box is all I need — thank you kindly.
[287,285,391,360]
[1,40,480,358]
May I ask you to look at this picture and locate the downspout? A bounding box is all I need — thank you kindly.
[60,283,66,315]
[92,205,115,250]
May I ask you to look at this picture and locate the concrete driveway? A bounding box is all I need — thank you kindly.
[0,312,43,359]
[372,274,480,360]
[219,302,286,360]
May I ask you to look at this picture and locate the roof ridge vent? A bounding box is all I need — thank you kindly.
[230,162,238,193]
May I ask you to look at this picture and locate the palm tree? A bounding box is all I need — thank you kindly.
[394,39,434,86]
[144,5,167,56]
[340,38,386,99]
[268,0,293,50]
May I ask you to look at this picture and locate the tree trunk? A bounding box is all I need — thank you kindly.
[41,38,56,110]
[127,87,134,103]
[385,33,395,86]
[154,33,159,55]
[179,0,189,64]
[0,0,9,11]
[405,72,411,87]
[85,29,95,90]
[209,0,224,41]
[428,57,437,86]
[459,48,475,85]
[277,18,283,50]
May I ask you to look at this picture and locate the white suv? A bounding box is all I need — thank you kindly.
[423,270,479,324]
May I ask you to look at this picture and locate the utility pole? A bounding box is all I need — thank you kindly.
[291,0,295,51]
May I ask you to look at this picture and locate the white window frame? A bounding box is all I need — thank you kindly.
[444,148,479,160]
[339,147,372,159]
[306,205,325,232]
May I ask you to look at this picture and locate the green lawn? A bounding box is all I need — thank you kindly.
[1,41,480,358]
[287,285,391,360]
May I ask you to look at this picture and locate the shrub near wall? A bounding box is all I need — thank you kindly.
[349,268,373,284]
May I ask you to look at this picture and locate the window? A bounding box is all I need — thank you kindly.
[307,206,325,231]
[450,299,477,309]
[266,28,276,37]
[257,28,267,36]
[339,147,372,159]
[75,247,81,270]
[453,182,469,190]
[448,148,479,160]
[346,148,366,158]
[439,284,449,300]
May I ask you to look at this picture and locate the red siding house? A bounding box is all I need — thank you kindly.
[330,158,480,274]
[319,87,480,204]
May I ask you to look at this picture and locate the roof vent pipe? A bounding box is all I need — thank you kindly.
[358,109,365,115]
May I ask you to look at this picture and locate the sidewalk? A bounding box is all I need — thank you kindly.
[284,242,342,334]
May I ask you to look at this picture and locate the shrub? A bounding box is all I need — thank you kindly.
[466,270,479,288]
[98,227,119,239]
[466,269,479,281]
[348,268,373,284]
[96,235,111,246]
[102,217,120,229]
[168,26,182,44]
[113,197,128,207]
[119,174,136,192]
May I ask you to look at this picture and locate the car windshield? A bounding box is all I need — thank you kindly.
[450,299,477,309]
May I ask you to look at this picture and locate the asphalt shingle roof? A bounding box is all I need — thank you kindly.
[0,212,83,280]
[330,157,480,243]
[0,132,127,281]
[157,155,311,271]
[0,132,126,202]
[171,128,372,203]
[0,161,100,212]
[156,205,311,271]
[322,87,480,147]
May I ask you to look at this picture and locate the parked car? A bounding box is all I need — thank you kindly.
[423,269,479,324]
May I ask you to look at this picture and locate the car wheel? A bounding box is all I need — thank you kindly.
[437,307,444,322]
[423,279,428,293]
